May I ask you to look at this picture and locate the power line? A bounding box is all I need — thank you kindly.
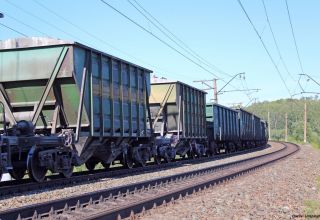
[237,0,292,97]
[5,0,83,42]
[285,0,304,74]
[128,0,233,78]
[4,0,191,82]
[127,0,207,71]
[2,11,48,36]
[296,74,305,93]
[240,76,254,101]
[261,0,296,82]
[4,0,249,101]
[0,22,28,37]
[100,0,252,101]
[32,0,119,49]
[99,0,221,79]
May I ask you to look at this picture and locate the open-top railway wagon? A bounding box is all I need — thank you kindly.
[0,37,269,182]
[0,37,155,182]
[237,108,255,148]
[149,81,207,161]
[206,103,240,154]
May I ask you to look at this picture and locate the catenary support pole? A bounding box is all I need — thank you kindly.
[213,78,218,103]
[268,111,271,140]
[304,102,307,143]
[285,113,288,142]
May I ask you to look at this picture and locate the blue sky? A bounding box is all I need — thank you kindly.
[1,0,319,106]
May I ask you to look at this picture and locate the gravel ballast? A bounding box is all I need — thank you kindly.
[0,143,283,211]
[140,144,320,220]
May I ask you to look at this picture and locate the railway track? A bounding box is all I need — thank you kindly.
[0,144,270,197]
[0,141,298,220]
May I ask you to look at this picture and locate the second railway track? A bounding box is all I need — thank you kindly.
[0,141,299,220]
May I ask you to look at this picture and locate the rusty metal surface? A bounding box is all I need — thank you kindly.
[0,142,298,220]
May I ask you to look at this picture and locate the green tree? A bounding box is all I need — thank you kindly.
[246,98,320,148]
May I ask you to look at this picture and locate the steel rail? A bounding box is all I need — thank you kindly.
[0,144,270,197]
[0,141,297,220]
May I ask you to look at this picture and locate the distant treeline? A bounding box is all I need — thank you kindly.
[246,97,320,148]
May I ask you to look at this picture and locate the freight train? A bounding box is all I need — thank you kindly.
[0,37,268,182]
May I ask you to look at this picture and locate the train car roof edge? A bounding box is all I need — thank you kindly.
[0,37,153,73]
[205,103,238,112]
[151,80,207,94]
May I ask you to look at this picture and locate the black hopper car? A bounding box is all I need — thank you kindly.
[0,37,268,182]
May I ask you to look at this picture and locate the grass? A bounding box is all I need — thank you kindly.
[311,143,320,150]
[304,200,320,218]
[304,176,320,218]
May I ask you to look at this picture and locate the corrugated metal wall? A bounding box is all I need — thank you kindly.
[150,82,206,139]
[206,104,239,142]
[74,46,151,137]
[238,109,254,140]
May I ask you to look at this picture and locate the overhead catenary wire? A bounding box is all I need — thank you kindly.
[0,22,28,37]
[99,0,221,79]
[100,0,254,103]
[4,0,192,82]
[261,0,296,82]
[29,0,245,98]
[3,0,253,104]
[2,12,48,36]
[240,76,253,101]
[4,0,84,43]
[292,74,304,95]
[128,0,255,102]
[128,0,233,78]
[30,0,180,79]
[285,0,304,75]
[32,0,134,55]
[127,0,208,71]
[237,0,292,97]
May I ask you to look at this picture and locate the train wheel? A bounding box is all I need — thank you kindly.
[207,151,214,157]
[27,146,47,183]
[139,159,147,167]
[164,151,173,163]
[164,156,171,163]
[9,168,26,180]
[85,158,97,171]
[154,155,161,165]
[10,154,27,180]
[60,166,74,178]
[124,153,134,169]
[189,150,196,159]
[102,162,110,170]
